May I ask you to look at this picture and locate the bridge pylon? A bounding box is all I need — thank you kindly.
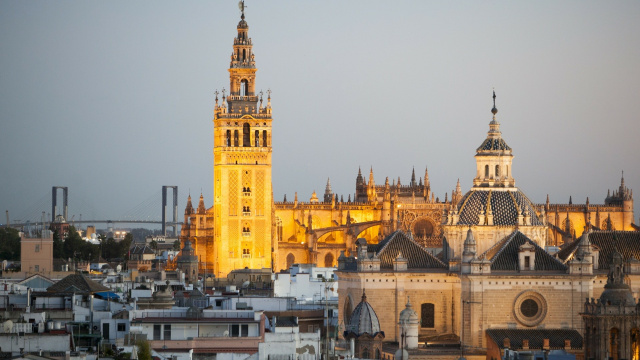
[162,186,178,237]
[52,186,68,222]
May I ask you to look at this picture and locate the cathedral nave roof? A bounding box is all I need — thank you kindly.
[557,230,640,269]
[370,231,447,270]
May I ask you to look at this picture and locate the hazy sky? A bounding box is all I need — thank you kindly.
[1,1,639,224]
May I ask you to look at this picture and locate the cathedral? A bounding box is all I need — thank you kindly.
[178,4,635,279]
[176,4,640,357]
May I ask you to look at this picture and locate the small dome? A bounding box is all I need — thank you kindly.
[456,189,543,226]
[394,349,409,360]
[600,251,635,306]
[476,136,511,152]
[399,298,418,324]
[346,290,382,336]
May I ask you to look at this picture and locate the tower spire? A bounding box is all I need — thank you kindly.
[410,167,417,187]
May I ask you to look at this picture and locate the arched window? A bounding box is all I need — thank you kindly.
[485,165,489,178]
[243,123,250,147]
[242,49,246,61]
[421,303,435,328]
[255,130,260,147]
[286,253,295,270]
[361,348,369,359]
[236,49,240,60]
[226,130,231,146]
[324,253,334,267]
[375,348,381,360]
[611,328,620,360]
[234,130,239,147]
[495,165,500,177]
[263,130,268,147]
[241,79,248,96]
[276,217,283,242]
[413,218,434,239]
[343,296,353,325]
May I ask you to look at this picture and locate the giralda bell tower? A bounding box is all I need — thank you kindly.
[212,2,273,277]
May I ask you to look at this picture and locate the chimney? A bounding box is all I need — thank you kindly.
[543,339,550,350]
[564,339,571,350]
[503,338,510,349]
[522,339,529,350]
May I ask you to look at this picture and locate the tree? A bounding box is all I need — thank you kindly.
[0,227,21,260]
[149,240,158,254]
[173,240,181,251]
[53,230,65,259]
[63,226,83,260]
[135,339,152,360]
[118,234,133,259]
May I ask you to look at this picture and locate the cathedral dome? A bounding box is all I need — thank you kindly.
[345,290,382,336]
[456,189,543,226]
[599,251,635,306]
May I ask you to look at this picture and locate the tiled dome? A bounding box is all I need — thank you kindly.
[346,290,382,336]
[456,189,543,226]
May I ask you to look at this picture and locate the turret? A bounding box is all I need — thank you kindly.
[382,177,391,223]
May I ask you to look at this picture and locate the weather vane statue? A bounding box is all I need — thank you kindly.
[238,1,246,18]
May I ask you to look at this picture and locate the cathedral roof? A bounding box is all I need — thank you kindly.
[345,291,383,338]
[486,329,583,350]
[456,189,543,226]
[557,230,640,269]
[479,231,567,272]
[369,231,447,270]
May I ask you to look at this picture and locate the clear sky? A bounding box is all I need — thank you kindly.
[1,1,639,224]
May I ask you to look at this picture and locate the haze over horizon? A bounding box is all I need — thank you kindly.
[1,1,639,225]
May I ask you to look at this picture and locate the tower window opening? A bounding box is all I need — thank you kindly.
[234,130,239,147]
[243,206,251,215]
[242,248,251,258]
[236,49,240,60]
[255,130,260,147]
[241,79,248,96]
[242,49,246,62]
[226,130,231,146]
[242,227,251,236]
[485,165,489,178]
[243,123,250,147]
[495,165,500,178]
[263,130,268,147]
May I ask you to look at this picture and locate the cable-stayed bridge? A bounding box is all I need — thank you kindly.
[4,186,183,236]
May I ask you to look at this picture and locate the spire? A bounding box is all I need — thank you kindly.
[488,89,501,136]
[324,178,333,203]
[185,194,194,215]
[410,167,417,187]
[356,167,364,186]
[198,193,206,214]
[369,167,375,184]
[424,166,430,187]
[455,178,461,194]
[473,90,514,188]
